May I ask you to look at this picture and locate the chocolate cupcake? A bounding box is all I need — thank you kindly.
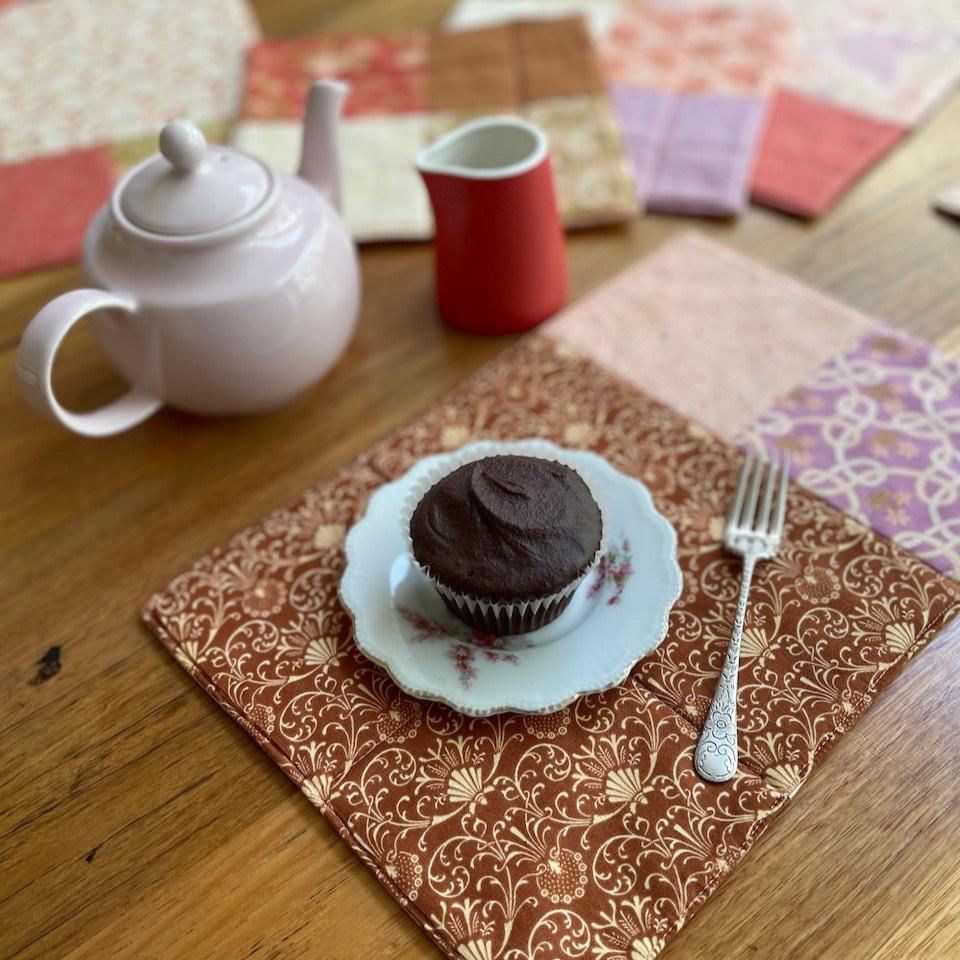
[408,454,603,635]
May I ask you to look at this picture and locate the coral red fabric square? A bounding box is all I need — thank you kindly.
[0,147,116,278]
[750,89,905,217]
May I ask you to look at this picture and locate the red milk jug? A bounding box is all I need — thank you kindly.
[417,117,567,335]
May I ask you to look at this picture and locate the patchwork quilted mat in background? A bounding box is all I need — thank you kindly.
[448,0,960,217]
[0,0,259,277]
[4,0,960,275]
[143,233,960,960]
[232,17,638,241]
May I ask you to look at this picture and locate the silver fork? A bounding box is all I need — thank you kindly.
[694,453,790,783]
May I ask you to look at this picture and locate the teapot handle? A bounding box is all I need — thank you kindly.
[17,289,163,438]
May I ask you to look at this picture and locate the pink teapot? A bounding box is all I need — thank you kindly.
[17,81,360,437]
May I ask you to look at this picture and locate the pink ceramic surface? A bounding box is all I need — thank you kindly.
[16,82,360,438]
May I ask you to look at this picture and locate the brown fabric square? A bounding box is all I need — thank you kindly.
[326,682,783,958]
[515,16,605,100]
[142,457,409,791]
[427,18,605,112]
[427,25,519,111]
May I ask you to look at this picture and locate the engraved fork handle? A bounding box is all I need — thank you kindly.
[694,551,757,783]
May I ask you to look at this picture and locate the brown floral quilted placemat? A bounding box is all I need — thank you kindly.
[143,319,958,959]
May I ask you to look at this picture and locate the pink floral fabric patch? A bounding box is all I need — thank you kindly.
[0,0,258,277]
[742,325,960,576]
[0,0,258,162]
[601,4,793,95]
[543,232,873,441]
[779,1,960,126]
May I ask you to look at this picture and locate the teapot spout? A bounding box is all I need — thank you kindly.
[298,79,347,212]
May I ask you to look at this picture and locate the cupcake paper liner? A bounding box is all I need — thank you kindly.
[400,439,610,639]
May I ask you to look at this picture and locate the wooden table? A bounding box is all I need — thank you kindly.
[3,2,960,958]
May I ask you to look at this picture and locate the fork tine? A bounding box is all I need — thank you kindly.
[740,455,764,531]
[771,452,791,539]
[726,454,754,531]
[757,455,778,534]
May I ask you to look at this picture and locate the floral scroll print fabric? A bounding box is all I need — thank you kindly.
[743,326,960,579]
[145,328,958,960]
[326,685,783,960]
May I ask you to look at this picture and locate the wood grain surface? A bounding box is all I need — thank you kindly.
[3,2,960,958]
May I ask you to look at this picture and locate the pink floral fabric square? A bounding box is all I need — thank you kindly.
[779,0,960,127]
[543,232,873,440]
[601,4,793,95]
[0,0,258,162]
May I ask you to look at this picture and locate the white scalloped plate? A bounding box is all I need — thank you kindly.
[340,439,682,716]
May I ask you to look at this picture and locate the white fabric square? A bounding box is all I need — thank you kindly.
[445,0,622,41]
[233,115,433,243]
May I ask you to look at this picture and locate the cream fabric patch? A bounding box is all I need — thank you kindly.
[233,115,433,242]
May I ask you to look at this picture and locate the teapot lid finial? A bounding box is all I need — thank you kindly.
[159,120,207,172]
[116,120,276,239]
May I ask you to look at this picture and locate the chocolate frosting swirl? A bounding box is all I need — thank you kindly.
[410,455,602,601]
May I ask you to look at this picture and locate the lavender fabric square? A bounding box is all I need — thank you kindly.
[610,85,765,216]
[608,85,673,137]
[667,93,765,149]
[609,86,672,196]
[741,326,960,577]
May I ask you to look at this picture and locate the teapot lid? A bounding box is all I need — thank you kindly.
[118,120,276,237]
